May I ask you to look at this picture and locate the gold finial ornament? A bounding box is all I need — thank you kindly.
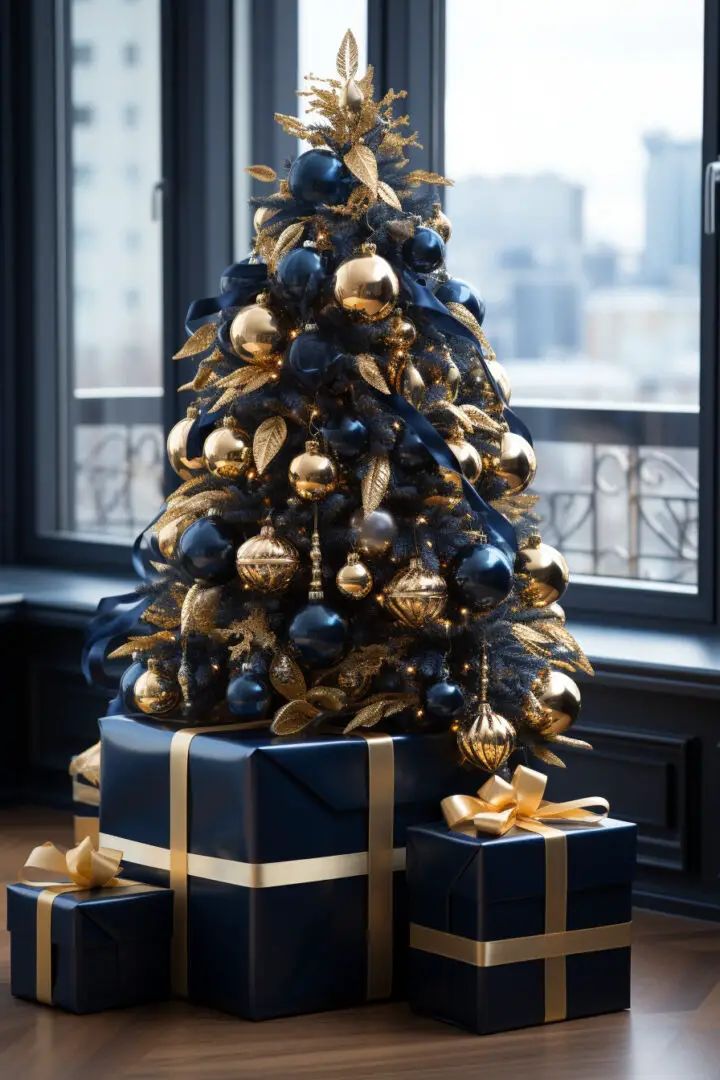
[229,304,283,361]
[309,508,325,601]
[496,431,537,494]
[385,556,447,629]
[166,406,203,479]
[516,537,569,607]
[336,551,373,599]
[531,670,581,735]
[446,438,483,484]
[133,659,181,716]
[289,439,338,501]
[202,418,251,481]
[457,648,515,772]
[236,522,299,593]
[333,246,400,321]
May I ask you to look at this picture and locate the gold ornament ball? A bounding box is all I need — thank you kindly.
[430,205,452,242]
[253,205,277,234]
[236,523,299,592]
[534,670,581,735]
[351,508,397,557]
[385,556,447,629]
[288,439,338,501]
[458,704,516,772]
[202,419,251,481]
[167,410,204,480]
[157,517,191,560]
[384,313,417,349]
[487,359,511,403]
[134,660,180,716]
[336,552,373,599]
[333,248,399,322]
[496,431,537,494]
[229,303,283,360]
[517,540,569,608]
[447,438,483,484]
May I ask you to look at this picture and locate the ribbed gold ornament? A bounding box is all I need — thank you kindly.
[166,407,203,479]
[333,245,399,321]
[516,537,569,607]
[336,552,373,599]
[133,659,180,716]
[202,418,251,480]
[496,431,537,494]
[457,649,515,772]
[229,302,283,360]
[288,439,338,501]
[235,523,299,593]
[385,556,447,629]
[446,438,483,483]
[531,670,581,735]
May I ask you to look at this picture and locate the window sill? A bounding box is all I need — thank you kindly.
[0,565,134,625]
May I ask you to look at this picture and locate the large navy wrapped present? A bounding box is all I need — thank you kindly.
[407,765,636,1034]
[7,838,172,1013]
[98,715,479,1019]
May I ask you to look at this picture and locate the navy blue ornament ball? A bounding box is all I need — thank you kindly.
[402,227,445,273]
[425,679,465,720]
[396,424,430,470]
[226,671,271,720]
[120,658,146,712]
[436,277,485,326]
[288,602,347,666]
[178,516,237,584]
[454,543,514,612]
[288,149,347,205]
[287,331,342,391]
[323,415,368,460]
[276,247,325,304]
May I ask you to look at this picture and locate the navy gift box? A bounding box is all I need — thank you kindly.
[98,715,479,1020]
[407,818,636,1034]
[7,881,173,1012]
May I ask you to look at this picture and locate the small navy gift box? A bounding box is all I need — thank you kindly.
[407,816,636,1034]
[7,881,173,1013]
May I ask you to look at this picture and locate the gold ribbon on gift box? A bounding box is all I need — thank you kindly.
[410,765,630,1023]
[18,837,153,1006]
[102,723,396,1002]
[70,742,101,845]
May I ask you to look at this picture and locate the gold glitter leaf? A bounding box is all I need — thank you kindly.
[173,322,217,360]
[274,113,313,140]
[336,28,359,81]
[362,454,390,514]
[402,170,453,188]
[531,745,566,769]
[343,695,413,733]
[181,584,222,637]
[253,416,287,474]
[551,734,593,752]
[270,222,306,270]
[446,301,484,343]
[460,404,504,437]
[107,631,176,660]
[270,651,307,701]
[245,165,277,182]
[357,354,390,394]
[271,699,320,736]
[344,144,378,195]
[167,474,211,505]
[377,181,402,210]
[306,686,347,711]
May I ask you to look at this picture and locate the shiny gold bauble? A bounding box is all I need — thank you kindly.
[533,670,581,735]
[134,660,180,716]
[253,205,277,233]
[236,523,299,592]
[487,359,511,403]
[546,602,566,625]
[229,303,283,360]
[333,248,399,321]
[385,556,447,629]
[167,409,203,480]
[202,418,251,481]
[336,552,373,599]
[384,313,417,349]
[430,205,452,242]
[458,704,515,772]
[394,359,425,407]
[516,539,569,607]
[289,439,338,501]
[351,508,397,557]
[157,517,191,560]
[496,431,537,494]
[446,438,483,484]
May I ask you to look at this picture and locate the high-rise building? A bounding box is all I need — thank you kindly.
[642,132,701,287]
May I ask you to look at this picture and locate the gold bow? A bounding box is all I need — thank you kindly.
[442,764,609,838]
[69,740,101,787]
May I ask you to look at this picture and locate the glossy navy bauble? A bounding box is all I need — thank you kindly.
[120,658,146,712]
[226,671,271,720]
[287,332,342,391]
[425,679,465,720]
[436,277,486,326]
[396,424,430,470]
[276,247,325,304]
[288,149,347,205]
[454,543,514,612]
[402,227,446,273]
[178,517,237,584]
[323,415,369,460]
[288,602,348,666]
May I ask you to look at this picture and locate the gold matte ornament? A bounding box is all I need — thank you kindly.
[385,556,447,629]
[229,303,283,360]
[133,659,180,716]
[516,537,569,607]
[167,407,203,479]
[289,439,338,501]
[447,438,483,484]
[496,431,537,494]
[336,552,373,599]
[533,670,581,734]
[236,523,299,593]
[384,313,417,349]
[333,245,399,321]
[202,418,251,480]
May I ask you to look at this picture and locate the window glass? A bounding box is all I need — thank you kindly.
[444,0,703,589]
[297,0,367,151]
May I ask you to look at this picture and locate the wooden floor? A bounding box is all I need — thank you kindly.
[1,808,720,1080]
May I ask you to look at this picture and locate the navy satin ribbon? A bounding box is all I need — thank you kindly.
[387,392,517,561]
[400,269,533,448]
[81,590,154,691]
[185,260,268,334]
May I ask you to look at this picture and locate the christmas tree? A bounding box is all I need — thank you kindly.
[92,30,593,774]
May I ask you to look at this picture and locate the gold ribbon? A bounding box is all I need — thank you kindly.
[357,731,395,1000]
[19,837,125,1005]
[440,765,612,1022]
[69,741,101,787]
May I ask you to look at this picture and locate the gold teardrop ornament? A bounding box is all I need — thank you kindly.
[385,556,447,629]
[457,703,516,772]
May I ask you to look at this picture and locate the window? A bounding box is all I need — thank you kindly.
[72,104,94,125]
[444,0,706,601]
[72,42,93,64]
[122,103,139,127]
[122,42,140,66]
